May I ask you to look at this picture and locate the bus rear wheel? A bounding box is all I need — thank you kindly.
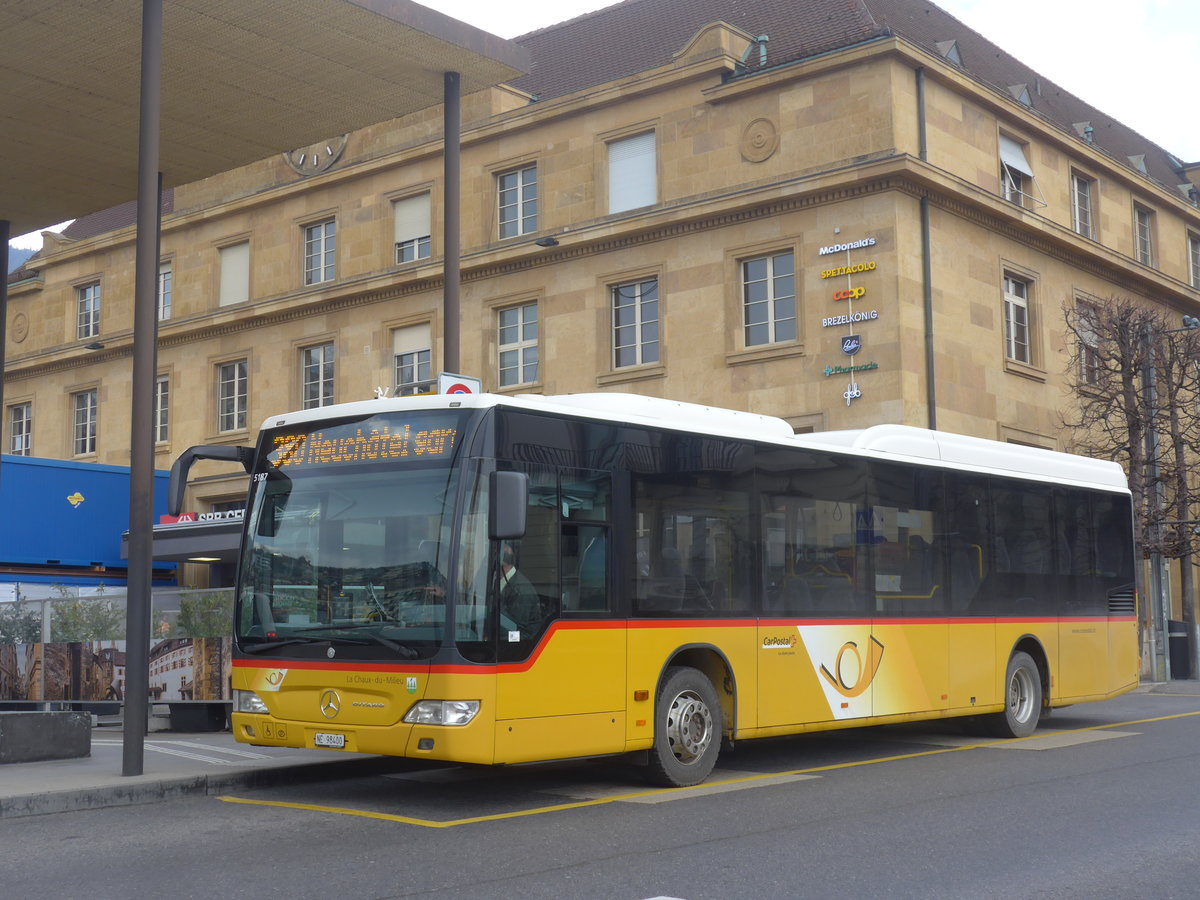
[646,666,723,787]
[990,651,1042,738]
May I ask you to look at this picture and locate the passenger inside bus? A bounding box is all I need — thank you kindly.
[499,541,543,634]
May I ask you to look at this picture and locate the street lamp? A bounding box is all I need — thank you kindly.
[1143,315,1200,681]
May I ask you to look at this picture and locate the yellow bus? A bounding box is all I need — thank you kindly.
[171,392,1138,786]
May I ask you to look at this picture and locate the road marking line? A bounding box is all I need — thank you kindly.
[220,708,1200,827]
[143,744,241,765]
[91,738,271,762]
[158,740,272,759]
[618,772,818,804]
[987,729,1139,751]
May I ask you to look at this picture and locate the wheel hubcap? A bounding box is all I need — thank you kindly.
[665,690,713,764]
[1008,666,1035,724]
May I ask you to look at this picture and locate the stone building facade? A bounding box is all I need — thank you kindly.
[5,0,1200,522]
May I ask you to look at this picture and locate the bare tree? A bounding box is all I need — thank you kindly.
[1062,296,1200,678]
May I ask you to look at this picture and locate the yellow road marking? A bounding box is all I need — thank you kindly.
[218,708,1200,827]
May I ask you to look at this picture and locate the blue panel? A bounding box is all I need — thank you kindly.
[0,455,173,570]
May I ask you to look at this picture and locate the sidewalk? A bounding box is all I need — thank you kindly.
[0,724,390,820]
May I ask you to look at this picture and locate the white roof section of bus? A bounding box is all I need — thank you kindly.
[257,391,794,443]
[794,424,1128,492]
[520,392,796,440]
[257,392,1127,492]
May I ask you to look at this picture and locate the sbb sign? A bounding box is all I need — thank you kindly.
[833,287,866,302]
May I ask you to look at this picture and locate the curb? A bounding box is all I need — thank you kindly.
[0,755,398,820]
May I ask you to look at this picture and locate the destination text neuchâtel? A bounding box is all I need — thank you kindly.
[270,425,458,468]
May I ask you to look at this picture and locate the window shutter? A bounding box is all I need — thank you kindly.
[998,135,1032,176]
[219,242,250,306]
[608,132,657,214]
[393,322,431,355]
[394,194,431,243]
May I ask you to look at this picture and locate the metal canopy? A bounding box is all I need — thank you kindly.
[0,0,528,237]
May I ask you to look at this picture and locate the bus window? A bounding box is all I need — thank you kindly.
[1058,488,1129,616]
[868,463,946,617]
[632,471,752,616]
[942,474,989,614]
[990,482,1058,617]
[560,470,611,613]
[563,524,608,611]
[757,448,868,617]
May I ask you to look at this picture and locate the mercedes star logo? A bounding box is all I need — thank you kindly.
[319,689,341,719]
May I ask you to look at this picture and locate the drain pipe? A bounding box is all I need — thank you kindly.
[916,67,936,430]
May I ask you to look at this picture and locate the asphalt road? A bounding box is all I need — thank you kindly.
[5,689,1200,900]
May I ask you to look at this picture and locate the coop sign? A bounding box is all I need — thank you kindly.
[832,287,866,302]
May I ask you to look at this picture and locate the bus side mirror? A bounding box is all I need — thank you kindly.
[169,444,253,516]
[489,471,528,540]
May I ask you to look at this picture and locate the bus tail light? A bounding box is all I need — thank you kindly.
[403,700,480,726]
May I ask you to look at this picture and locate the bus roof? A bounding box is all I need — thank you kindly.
[259,392,1129,493]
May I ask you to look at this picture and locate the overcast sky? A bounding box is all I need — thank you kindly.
[10,0,1197,252]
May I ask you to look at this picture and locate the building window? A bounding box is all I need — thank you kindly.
[304,219,337,285]
[158,262,172,320]
[742,251,796,346]
[1071,173,1094,239]
[217,360,248,433]
[394,194,432,263]
[72,389,97,456]
[393,323,433,396]
[1078,303,1101,386]
[1190,234,1200,290]
[219,242,250,306]
[498,302,538,387]
[154,375,169,443]
[8,403,31,456]
[999,134,1042,208]
[1003,273,1031,364]
[608,131,656,214]
[1134,205,1155,266]
[76,282,101,339]
[300,343,335,409]
[498,165,537,239]
[612,278,660,368]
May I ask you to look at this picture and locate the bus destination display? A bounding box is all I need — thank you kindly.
[266,414,459,470]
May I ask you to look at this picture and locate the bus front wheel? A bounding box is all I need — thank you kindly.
[646,666,723,787]
[990,651,1042,738]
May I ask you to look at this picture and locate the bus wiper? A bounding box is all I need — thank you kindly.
[329,629,418,659]
[241,637,327,653]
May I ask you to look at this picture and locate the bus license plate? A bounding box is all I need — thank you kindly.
[314,732,345,749]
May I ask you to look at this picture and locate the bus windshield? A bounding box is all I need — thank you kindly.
[235,410,465,660]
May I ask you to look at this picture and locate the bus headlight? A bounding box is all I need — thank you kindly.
[234,689,270,714]
[403,700,480,726]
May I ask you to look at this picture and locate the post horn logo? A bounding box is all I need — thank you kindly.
[819,636,885,698]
